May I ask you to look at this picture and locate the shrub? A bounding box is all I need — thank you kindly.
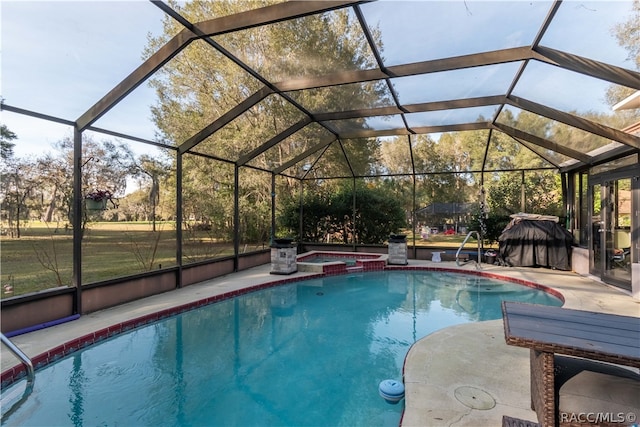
[279,186,406,244]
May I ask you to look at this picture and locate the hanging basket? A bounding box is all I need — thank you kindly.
[85,198,107,211]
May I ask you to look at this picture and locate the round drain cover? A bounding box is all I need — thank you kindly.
[454,386,496,410]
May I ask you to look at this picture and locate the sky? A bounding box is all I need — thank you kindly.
[1,0,167,157]
[1,1,636,159]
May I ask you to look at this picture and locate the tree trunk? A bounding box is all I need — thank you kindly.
[150,175,159,232]
[15,193,21,238]
[43,185,58,222]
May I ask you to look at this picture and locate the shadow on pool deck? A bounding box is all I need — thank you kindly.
[1,261,638,426]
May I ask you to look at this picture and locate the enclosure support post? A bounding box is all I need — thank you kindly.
[631,176,639,280]
[412,173,417,260]
[409,135,417,260]
[271,174,276,244]
[479,185,487,254]
[298,180,304,249]
[233,165,240,271]
[176,154,183,288]
[72,127,82,314]
[352,177,357,251]
[521,170,526,212]
[561,172,569,228]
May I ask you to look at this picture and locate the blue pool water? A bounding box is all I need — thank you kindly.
[1,271,561,426]
[305,256,358,266]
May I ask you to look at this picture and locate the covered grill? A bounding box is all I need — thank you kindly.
[498,213,574,270]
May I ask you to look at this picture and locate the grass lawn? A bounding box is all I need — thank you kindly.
[0,221,250,299]
[1,223,487,299]
[405,230,489,249]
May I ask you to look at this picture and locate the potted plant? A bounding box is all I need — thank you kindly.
[85,189,114,210]
[272,237,295,247]
[389,234,407,242]
[484,249,498,264]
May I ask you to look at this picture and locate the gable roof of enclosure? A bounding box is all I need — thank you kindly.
[13,0,640,180]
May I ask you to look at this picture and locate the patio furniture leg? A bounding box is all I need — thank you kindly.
[530,349,555,427]
[503,415,541,427]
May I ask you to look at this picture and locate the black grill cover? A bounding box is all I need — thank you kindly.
[498,219,574,270]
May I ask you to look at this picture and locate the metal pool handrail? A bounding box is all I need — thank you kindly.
[456,231,481,270]
[1,333,34,383]
[1,333,35,421]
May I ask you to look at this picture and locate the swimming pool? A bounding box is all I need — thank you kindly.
[1,270,562,426]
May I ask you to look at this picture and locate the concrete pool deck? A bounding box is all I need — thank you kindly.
[401,265,639,426]
[2,261,638,426]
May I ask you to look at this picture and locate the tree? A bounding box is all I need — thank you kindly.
[606,0,640,106]
[280,184,406,244]
[36,152,73,225]
[1,157,41,237]
[134,154,172,231]
[0,124,20,234]
[0,124,16,161]
[145,1,386,246]
[44,136,137,230]
[379,132,483,226]
[352,184,408,244]
[468,209,510,247]
[481,109,562,216]
[0,130,139,237]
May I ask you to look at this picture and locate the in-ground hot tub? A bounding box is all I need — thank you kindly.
[297,251,387,274]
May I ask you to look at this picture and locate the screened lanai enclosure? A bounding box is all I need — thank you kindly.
[1,0,639,328]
